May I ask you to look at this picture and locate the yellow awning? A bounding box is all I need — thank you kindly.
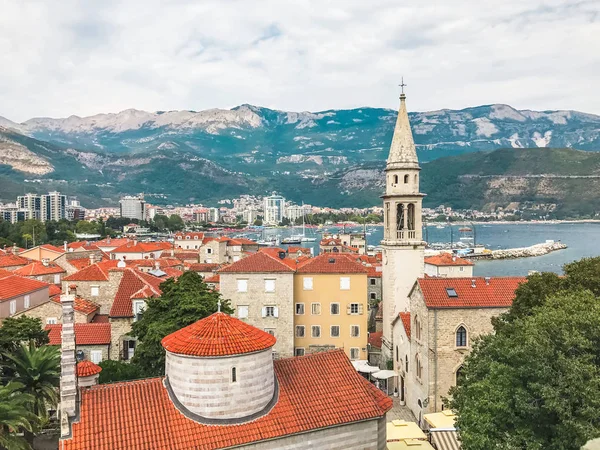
[387,439,435,450]
[423,409,457,429]
[386,420,427,441]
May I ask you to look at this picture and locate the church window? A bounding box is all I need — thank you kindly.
[393,175,398,184]
[405,355,409,372]
[231,367,237,383]
[456,326,467,347]
[414,174,418,184]
[396,346,399,362]
[407,204,415,230]
[404,174,409,184]
[456,365,465,386]
[397,204,404,231]
[414,315,421,340]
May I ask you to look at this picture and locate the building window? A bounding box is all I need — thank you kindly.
[9,300,16,316]
[263,306,277,318]
[416,355,423,380]
[237,305,249,319]
[340,277,351,290]
[351,325,360,337]
[295,325,305,338]
[264,279,276,292]
[132,300,146,322]
[311,303,321,315]
[46,317,57,325]
[54,274,61,284]
[370,278,376,285]
[303,277,313,290]
[330,325,340,337]
[348,303,361,315]
[404,174,409,183]
[330,303,340,315]
[91,286,99,296]
[415,315,421,340]
[405,355,409,373]
[231,367,237,383]
[393,175,398,184]
[24,295,30,309]
[295,303,305,315]
[295,348,305,357]
[396,346,399,362]
[456,326,468,347]
[370,293,376,300]
[311,325,321,338]
[459,266,464,272]
[207,248,212,254]
[90,350,102,364]
[237,279,248,292]
[264,328,276,337]
[456,366,465,386]
[350,348,360,360]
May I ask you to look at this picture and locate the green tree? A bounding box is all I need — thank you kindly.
[0,382,39,450]
[20,220,46,246]
[253,218,263,226]
[1,344,59,446]
[449,290,600,450]
[0,317,49,358]
[97,360,144,384]
[167,214,184,231]
[153,214,169,231]
[75,220,99,234]
[131,271,232,376]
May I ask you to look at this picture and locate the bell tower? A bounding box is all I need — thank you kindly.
[381,87,425,361]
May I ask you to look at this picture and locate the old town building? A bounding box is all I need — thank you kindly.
[424,253,474,278]
[0,275,50,319]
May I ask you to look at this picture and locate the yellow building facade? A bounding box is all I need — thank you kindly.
[293,254,368,361]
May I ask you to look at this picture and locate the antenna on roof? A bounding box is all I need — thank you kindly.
[217,298,221,313]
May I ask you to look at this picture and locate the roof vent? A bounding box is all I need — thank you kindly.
[328,258,335,264]
[41,258,49,267]
[117,259,127,268]
[278,251,286,260]
[471,279,476,288]
[484,276,491,285]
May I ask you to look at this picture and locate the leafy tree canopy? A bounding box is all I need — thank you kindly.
[0,317,49,357]
[131,271,232,377]
[98,360,144,384]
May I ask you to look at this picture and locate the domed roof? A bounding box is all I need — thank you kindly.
[161,312,276,357]
[77,360,102,377]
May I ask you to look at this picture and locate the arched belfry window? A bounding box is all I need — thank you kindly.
[414,174,418,184]
[404,174,409,184]
[407,204,415,231]
[456,326,467,347]
[397,204,404,231]
[393,175,398,184]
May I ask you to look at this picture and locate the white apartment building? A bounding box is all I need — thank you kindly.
[42,192,67,222]
[119,195,146,221]
[17,193,41,220]
[263,195,285,225]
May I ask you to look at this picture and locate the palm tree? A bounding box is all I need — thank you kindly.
[0,382,39,450]
[2,343,60,446]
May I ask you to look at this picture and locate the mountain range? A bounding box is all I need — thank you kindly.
[1,103,600,215]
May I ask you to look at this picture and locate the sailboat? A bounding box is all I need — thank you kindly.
[300,205,316,242]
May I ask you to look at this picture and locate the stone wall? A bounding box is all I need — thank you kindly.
[238,417,385,450]
[368,276,382,304]
[14,300,90,324]
[166,349,275,419]
[0,287,49,319]
[220,273,294,358]
[108,317,134,361]
[64,270,124,315]
[78,344,110,362]
[406,286,430,424]
[392,314,411,398]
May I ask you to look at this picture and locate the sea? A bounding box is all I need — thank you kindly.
[248,223,600,277]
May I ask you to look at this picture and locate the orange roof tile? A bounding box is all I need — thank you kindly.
[417,277,526,309]
[50,296,99,315]
[110,268,164,317]
[95,238,130,248]
[218,252,295,273]
[296,253,368,274]
[13,261,66,276]
[110,242,165,254]
[174,232,205,240]
[46,323,111,345]
[366,265,383,278]
[424,253,474,266]
[91,314,109,323]
[204,274,220,283]
[63,260,122,282]
[0,268,13,279]
[0,254,30,268]
[162,312,276,357]
[368,331,383,349]
[62,350,392,450]
[188,263,220,272]
[39,244,65,254]
[0,276,49,301]
[77,360,102,377]
[48,284,62,297]
[400,312,411,340]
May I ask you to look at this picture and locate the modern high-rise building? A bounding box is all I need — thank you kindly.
[17,193,41,220]
[119,195,146,221]
[41,192,67,222]
[0,203,28,223]
[66,198,86,221]
[263,195,285,225]
[284,204,309,222]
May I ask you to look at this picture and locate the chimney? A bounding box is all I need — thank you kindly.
[63,241,68,252]
[485,277,491,286]
[12,244,17,255]
[89,253,95,265]
[42,258,49,267]
[106,235,111,244]
[59,293,78,437]
[471,279,476,288]
[155,261,160,270]
[452,255,456,262]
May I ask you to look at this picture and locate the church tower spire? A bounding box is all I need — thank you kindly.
[381,85,426,364]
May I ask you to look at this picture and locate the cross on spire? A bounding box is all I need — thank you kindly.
[399,77,407,95]
[217,298,221,313]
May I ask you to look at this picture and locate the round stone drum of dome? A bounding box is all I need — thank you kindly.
[162,312,277,421]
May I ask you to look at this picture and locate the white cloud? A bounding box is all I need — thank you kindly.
[0,0,599,121]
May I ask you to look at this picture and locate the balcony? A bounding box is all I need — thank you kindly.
[396,230,417,240]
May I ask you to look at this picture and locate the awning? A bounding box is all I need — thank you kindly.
[351,360,380,373]
[386,439,435,449]
[430,429,461,450]
[386,420,426,441]
[372,369,396,379]
[424,410,457,429]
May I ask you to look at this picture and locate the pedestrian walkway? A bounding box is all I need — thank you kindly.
[387,397,417,422]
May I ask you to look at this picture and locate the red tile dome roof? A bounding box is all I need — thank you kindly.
[161,312,276,357]
[77,360,102,378]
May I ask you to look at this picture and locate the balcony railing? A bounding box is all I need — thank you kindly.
[396,230,417,240]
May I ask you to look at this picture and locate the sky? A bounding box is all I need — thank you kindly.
[1,0,599,122]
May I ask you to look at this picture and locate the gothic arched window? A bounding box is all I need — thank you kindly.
[404,174,409,183]
[456,326,467,347]
[456,365,465,386]
[393,175,398,184]
[407,204,415,230]
[397,203,404,231]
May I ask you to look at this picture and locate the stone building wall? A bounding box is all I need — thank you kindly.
[220,273,294,358]
[406,286,430,424]
[368,276,382,304]
[78,344,110,362]
[64,270,124,315]
[392,314,411,399]
[108,317,134,361]
[166,349,275,419]
[238,417,385,450]
[14,300,90,324]
[0,287,49,319]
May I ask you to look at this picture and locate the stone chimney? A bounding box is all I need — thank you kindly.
[63,241,68,252]
[89,253,95,265]
[42,258,50,267]
[59,292,78,437]
[471,279,476,288]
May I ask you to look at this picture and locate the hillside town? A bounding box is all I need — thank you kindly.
[1,90,593,450]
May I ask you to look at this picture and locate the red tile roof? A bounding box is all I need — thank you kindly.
[162,312,276,357]
[14,261,66,276]
[366,265,383,278]
[287,246,311,255]
[417,277,526,309]
[62,349,392,450]
[95,238,130,248]
[110,242,165,254]
[424,253,474,266]
[0,276,49,301]
[39,244,65,254]
[296,253,368,274]
[91,314,109,323]
[110,268,164,317]
[77,360,102,377]
[46,323,111,345]
[63,260,122,282]
[204,274,220,283]
[67,241,100,250]
[0,254,30,268]
[50,296,99,315]
[399,312,411,340]
[218,251,295,273]
[368,331,383,349]
[0,268,13,279]
[48,284,62,297]
[228,237,256,246]
[174,232,205,240]
[188,263,220,272]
